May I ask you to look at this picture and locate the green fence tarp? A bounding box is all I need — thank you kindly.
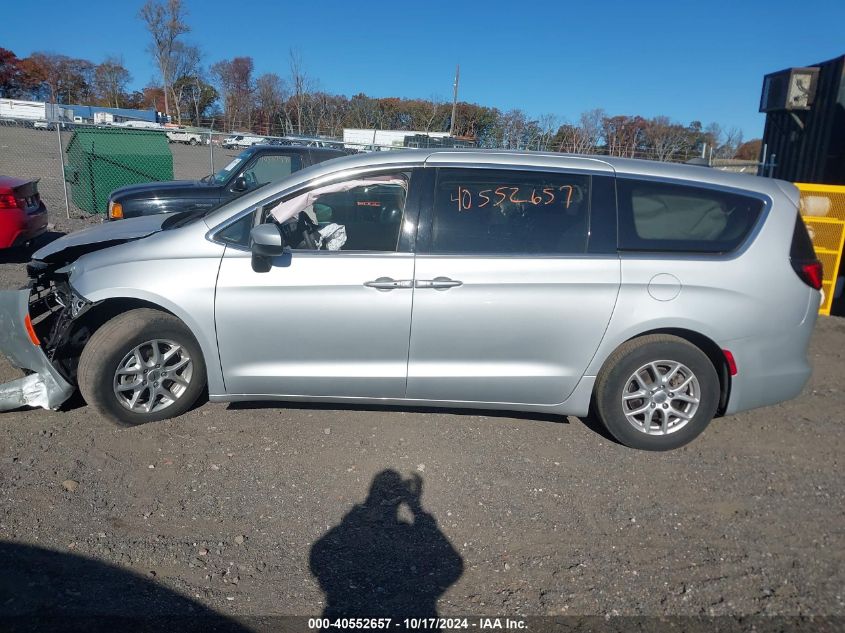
[65,127,173,214]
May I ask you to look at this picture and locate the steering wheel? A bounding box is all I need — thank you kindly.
[242,171,258,187]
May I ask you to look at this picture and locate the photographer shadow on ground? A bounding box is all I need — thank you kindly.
[309,470,464,621]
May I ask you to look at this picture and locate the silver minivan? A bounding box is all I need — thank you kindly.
[0,150,822,450]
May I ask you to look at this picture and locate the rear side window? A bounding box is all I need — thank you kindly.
[617,179,764,253]
[431,168,590,254]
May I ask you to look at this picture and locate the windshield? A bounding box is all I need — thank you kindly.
[207,149,252,184]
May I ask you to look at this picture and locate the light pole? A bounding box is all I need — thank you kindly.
[450,64,460,137]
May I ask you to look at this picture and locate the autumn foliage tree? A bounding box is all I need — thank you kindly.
[139,0,189,117]
[211,57,255,130]
[0,48,28,98]
[735,139,763,161]
[19,53,94,104]
[254,73,286,134]
[93,57,131,107]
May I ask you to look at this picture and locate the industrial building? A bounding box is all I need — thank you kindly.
[0,98,161,125]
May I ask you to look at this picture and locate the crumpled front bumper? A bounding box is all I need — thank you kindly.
[0,289,74,412]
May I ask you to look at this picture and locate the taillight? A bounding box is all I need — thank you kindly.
[789,215,823,291]
[0,193,19,209]
[797,261,823,290]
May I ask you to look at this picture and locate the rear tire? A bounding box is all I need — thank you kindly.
[594,335,720,451]
[77,308,206,426]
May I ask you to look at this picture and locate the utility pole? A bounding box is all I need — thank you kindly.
[450,64,460,137]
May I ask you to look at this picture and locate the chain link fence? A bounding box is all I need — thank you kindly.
[0,119,72,220]
[0,117,766,221]
[0,119,253,219]
[0,119,466,219]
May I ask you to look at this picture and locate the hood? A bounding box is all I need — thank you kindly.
[110,179,209,200]
[33,213,171,263]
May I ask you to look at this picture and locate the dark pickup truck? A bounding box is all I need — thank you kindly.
[107,145,346,220]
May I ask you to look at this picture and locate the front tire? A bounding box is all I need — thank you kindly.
[78,309,207,426]
[594,335,720,451]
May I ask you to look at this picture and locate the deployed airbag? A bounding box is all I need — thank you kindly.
[318,223,347,251]
[270,177,406,225]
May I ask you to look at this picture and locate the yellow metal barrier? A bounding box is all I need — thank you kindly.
[795,183,845,315]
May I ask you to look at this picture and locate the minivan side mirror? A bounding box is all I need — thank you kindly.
[249,223,289,272]
[232,175,248,192]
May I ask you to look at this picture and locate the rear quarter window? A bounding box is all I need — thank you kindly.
[617,179,765,253]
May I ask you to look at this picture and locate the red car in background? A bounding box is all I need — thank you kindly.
[0,177,48,250]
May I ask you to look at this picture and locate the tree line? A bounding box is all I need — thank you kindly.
[0,0,761,161]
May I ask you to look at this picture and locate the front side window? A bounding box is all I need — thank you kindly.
[430,168,591,254]
[260,172,409,252]
[214,173,410,251]
[617,179,765,253]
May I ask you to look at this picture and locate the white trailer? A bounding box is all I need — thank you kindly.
[342,128,450,151]
[0,99,46,121]
[120,120,165,129]
[0,99,73,126]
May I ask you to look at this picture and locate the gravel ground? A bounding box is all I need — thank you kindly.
[0,222,843,630]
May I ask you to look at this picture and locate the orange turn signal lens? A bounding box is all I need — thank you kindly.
[24,314,40,346]
[109,201,123,219]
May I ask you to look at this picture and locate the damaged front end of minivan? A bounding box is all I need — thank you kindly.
[0,215,169,412]
[0,258,100,411]
[0,276,83,412]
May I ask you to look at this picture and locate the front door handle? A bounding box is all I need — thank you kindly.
[364,277,413,291]
[415,277,463,290]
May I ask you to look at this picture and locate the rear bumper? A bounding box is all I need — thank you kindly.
[0,215,24,248]
[0,205,48,249]
[724,292,818,415]
[0,289,74,412]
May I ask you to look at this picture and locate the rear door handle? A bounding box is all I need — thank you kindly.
[415,277,463,290]
[364,277,413,291]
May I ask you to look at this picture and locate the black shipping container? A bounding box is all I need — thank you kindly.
[761,55,845,184]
